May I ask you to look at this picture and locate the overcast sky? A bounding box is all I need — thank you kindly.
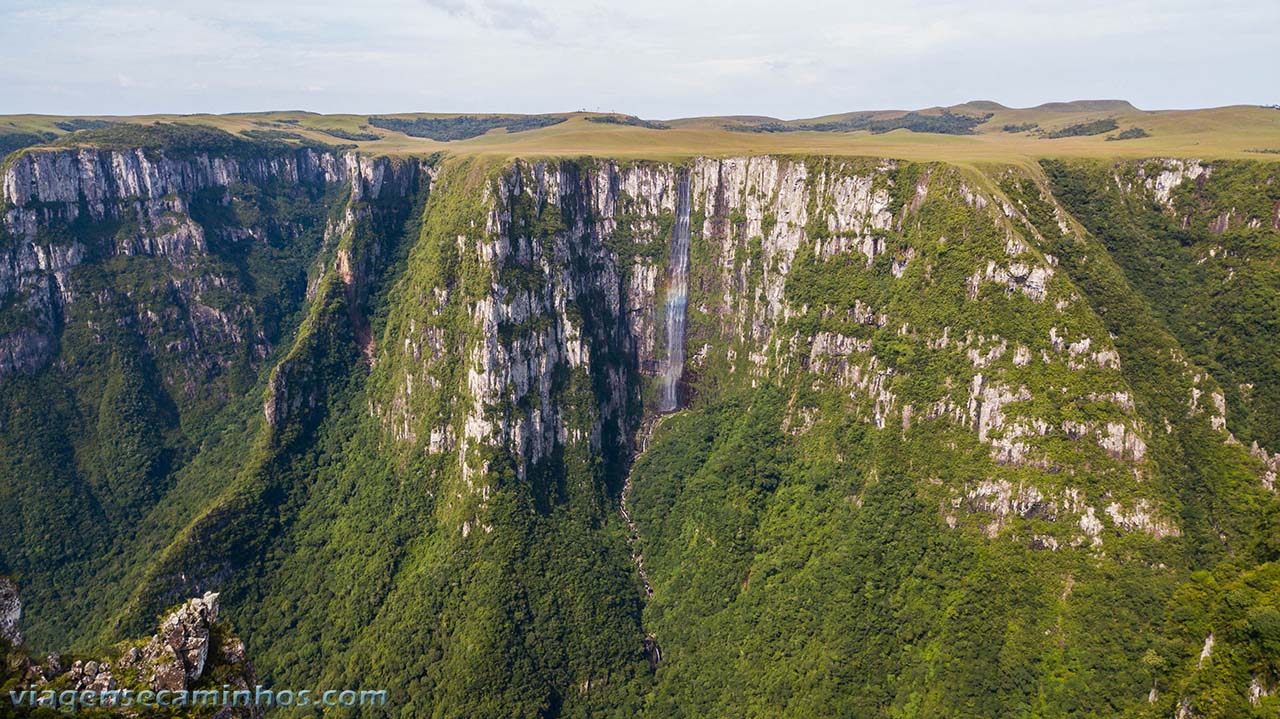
[2,0,1276,118]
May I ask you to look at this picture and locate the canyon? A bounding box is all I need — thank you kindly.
[1,122,1279,717]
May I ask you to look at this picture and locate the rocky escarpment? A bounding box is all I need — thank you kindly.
[376,157,885,493]
[6,142,1277,718]
[262,156,429,429]
[376,156,1183,548]
[0,146,411,382]
[117,592,237,693]
[1048,158,1280,462]
[106,152,432,635]
[3,146,342,235]
[0,138,433,650]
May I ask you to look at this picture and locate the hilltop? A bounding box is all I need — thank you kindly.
[3,100,1279,165]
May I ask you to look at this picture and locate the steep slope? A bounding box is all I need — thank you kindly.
[1019,159,1280,717]
[0,126,428,648]
[623,157,1270,717]
[3,129,1279,717]
[1041,159,1280,473]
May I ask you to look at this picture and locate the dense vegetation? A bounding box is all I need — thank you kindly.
[1045,118,1120,138]
[0,131,55,159]
[1042,159,1280,452]
[367,114,566,141]
[729,110,991,135]
[50,123,340,159]
[1107,127,1151,141]
[0,143,353,647]
[1004,167,1280,716]
[53,119,116,132]
[315,127,381,141]
[616,157,1273,717]
[3,139,1280,717]
[584,115,672,130]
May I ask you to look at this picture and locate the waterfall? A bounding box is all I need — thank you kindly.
[657,172,691,413]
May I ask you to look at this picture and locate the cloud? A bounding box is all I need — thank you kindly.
[420,0,552,34]
[0,0,1275,116]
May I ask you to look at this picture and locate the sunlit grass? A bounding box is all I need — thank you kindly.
[4,104,1279,163]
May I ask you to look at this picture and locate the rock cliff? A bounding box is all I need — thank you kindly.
[3,138,1278,718]
[0,145,419,383]
[0,136,432,650]
[370,156,1188,548]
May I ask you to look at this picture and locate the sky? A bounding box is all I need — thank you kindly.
[2,0,1277,119]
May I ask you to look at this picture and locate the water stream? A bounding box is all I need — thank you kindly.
[620,172,693,668]
[621,412,664,668]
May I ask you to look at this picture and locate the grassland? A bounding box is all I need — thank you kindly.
[3,100,1279,164]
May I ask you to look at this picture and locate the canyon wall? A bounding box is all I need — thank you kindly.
[2,140,1277,717]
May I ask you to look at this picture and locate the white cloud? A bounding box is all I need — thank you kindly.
[0,0,1276,116]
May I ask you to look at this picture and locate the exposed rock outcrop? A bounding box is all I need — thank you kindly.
[362,156,1173,549]
[1251,441,1280,491]
[114,591,222,692]
[951,480,1177,545]
[1136,159,1208,208]
[0,576,20,645]
[39,592,252,715]
[0,145,424,384]
[28,592,229,695]
[3,147,351,236]
[2,583,255,715]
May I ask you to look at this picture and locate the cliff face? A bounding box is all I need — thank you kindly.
[1045,158,1280,456]
[3,139,1278,718]
[0,146,412,381]
[238,155,1250,717]
[387,156,1182,545]
[369,157,981,521]
[0,138,431,650]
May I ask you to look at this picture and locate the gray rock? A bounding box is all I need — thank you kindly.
[139,590,220,690]
[0,576,20,645]
[0,146,427,383]
[148,644,188,692]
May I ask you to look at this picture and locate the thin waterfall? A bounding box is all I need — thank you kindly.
[658,172,691,413]
[622,172,690,668]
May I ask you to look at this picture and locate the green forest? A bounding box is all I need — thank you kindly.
[1,133,1279,717]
